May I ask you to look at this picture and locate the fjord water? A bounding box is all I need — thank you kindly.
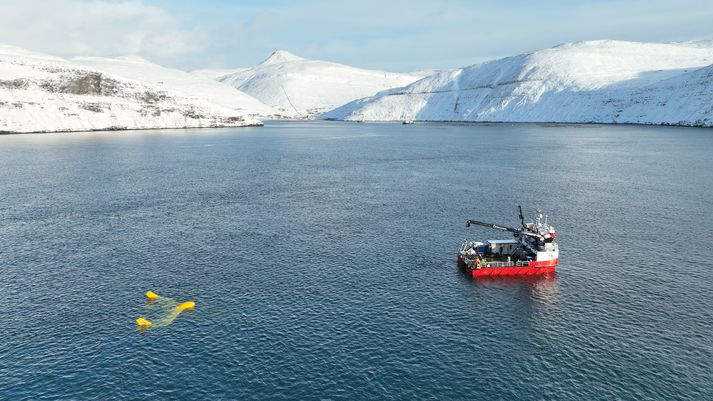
[1,121,712,400]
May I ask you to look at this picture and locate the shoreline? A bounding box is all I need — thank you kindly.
[0,122,264,136]
[321,118,713,129]
[1,118,711,135]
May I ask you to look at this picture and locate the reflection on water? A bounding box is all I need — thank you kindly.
[459,264,559,308]
[473,274,559,304]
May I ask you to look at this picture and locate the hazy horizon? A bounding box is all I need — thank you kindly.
[1,0,712,72]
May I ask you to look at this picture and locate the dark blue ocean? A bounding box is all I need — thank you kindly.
[1,121,712,400]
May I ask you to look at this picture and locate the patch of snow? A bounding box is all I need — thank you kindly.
[407,69,448,78]
[190,68,248,81]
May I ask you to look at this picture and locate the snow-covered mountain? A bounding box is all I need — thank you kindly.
[199,50,425,118]
[323,40,713,127]
[0,45,264,133]
[189,68,248,81]
[72,56,274,116]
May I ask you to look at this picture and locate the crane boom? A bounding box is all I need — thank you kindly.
[465,219,541,238]
[466,220,518,233]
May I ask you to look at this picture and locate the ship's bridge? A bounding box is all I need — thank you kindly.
[488,239,519,255]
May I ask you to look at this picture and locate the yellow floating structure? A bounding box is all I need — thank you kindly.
[136,292,196,330]
[136,317,153,329]
[176,301,196,311]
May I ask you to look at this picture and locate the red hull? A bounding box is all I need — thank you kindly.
[461,258,558,277]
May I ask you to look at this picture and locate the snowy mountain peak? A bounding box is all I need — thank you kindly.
[217,51,423,118]
[260,50,304,65]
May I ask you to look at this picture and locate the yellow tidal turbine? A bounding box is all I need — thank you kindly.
[136,317,153,329]
[177,301,195,311]
[136,291,196,330]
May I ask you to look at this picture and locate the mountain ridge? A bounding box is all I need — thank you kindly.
[202,50,425,118]
[0,45,264,133]
[322,40,713,127]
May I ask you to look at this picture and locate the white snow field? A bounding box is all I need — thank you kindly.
[0,45,264,133]
[322,40,713,127]
[72,56,274,117]
[4,40,713,133]
[199,50,425,118]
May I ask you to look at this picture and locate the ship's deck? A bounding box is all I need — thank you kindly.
[478,257,531,268]
[459,253,531,268]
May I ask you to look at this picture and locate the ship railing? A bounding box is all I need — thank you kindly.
[483,260,531,268]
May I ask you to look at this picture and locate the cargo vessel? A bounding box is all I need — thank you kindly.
[457,206,559,277]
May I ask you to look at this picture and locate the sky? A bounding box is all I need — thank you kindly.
[1,0,712,72]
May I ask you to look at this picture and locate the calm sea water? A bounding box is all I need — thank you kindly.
[1,121,712,400]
